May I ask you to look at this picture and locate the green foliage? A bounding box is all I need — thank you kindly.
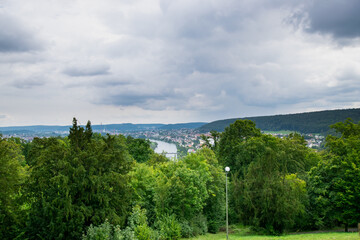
[308,119,360,231]
[147,153,169,166]
[308,119,360,230]
[218,120,313,234]
[233,136,308,234]
[179,215,208,238]
[0,137,27,239]
[126,136,154,163]
[68,118,92,151]
[82,220,115,240]
[129,205,156,240]
[129,148,224,238]
[129,163,158,225]
[24,119,134,239]
[155,149,224,237]
[198,149,225,234]
[218,120,261,168]
[82,219,138,240]
[83,205,157,240]
[11,117,360,237]
[155,214,181,240]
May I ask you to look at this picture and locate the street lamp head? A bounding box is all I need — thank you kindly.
[225,166,230,172]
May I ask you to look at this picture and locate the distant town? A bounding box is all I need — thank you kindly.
[2,127,325,158]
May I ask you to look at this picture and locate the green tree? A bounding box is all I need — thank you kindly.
[147,153,169,166]
[25,120,134,239]
[126,136,154,163]
[153,149,225,237]
[217,120,312,234]
[0,136,27,239]
[129,163,158,225]
[198,148,225,233]
[217,120,261,169]
[231,134,308,234]
[308,119,360,231]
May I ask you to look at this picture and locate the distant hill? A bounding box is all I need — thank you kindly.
[198,108,360,134]
[159,122,207,130]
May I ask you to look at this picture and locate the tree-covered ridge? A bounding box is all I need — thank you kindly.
[199,108,360,134]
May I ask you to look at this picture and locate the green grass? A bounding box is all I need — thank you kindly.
[182,225,359,240]
[184,232,359,240]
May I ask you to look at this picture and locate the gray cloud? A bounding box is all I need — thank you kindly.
[302,0,360,39]
[100,92,170,108]
[93,79,131,88]
[0,114,6,119]
[63,62,110,77]
[1,0,360,126]
[0,13,41,52]
[11,77,46,89]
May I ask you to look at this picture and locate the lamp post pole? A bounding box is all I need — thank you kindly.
[225,166,230,240]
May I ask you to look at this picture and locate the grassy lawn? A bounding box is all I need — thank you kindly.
[184,232,359,240]
[182,225,359,240]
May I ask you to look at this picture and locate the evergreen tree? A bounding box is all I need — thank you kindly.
[24,120,134,239]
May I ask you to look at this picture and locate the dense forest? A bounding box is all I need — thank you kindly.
[199,108,360,134]
[1,117,360,239]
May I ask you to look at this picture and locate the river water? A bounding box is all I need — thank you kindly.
[150,139,177,159]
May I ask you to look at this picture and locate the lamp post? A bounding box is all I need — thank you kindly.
[225,166,230,240]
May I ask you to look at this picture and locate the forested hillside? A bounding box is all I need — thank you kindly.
[199,108,360,134]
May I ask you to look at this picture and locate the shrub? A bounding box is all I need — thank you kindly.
[155,214,181,240]
[82,220,116,240]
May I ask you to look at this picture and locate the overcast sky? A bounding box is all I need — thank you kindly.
[1,0,360,126]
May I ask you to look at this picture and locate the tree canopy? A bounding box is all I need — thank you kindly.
[2,117,360,238]
[24,119,134,239]
[308,119,360,231]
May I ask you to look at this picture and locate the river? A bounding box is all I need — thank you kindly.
[150,139,178,159]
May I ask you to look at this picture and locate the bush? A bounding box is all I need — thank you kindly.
[120,227,136,240]
[82,220,119,240]
[179,220,193,238]
[179,214,208,237]
[128,205,157,240]
[155,214,181,240]
[190,214,208,236]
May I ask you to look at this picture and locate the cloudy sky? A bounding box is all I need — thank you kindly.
[1,0,360,126]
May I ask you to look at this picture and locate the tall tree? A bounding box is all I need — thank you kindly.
[308,119,360,231]
[25,121,134,239]
[217,120,311,234]
[68,117,85,150]
[217,120,261,169]
[231,134,308,234]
